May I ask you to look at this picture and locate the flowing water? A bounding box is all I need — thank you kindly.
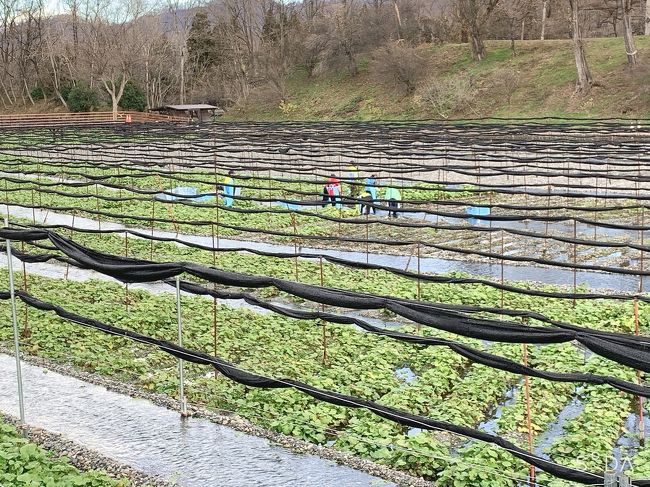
[0,354,391,487]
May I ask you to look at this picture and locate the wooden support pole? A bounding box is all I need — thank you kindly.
[117,165,124,214]
[291,213,299,282]
[573,219,577,306]
[365,213,370,277]
[501,230,505,309]
[211,160,220,379]
[523,343,535,486]
[3,179,8,221]
[95,183,101,230]
[417,241,421,302]
[268,169,272,225]
[150,199,155,260]
[124,231,129,312]
[545,184,551,247]
[319,256,325,312]
[20,241,29,337]
[641,207,646,293]
[31,188,36,224]
[64,211,76,282]
[488,192,492,258]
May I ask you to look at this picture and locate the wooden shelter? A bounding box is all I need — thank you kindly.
[156,104,222,123]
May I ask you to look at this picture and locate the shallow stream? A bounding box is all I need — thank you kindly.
[0,354,390,487]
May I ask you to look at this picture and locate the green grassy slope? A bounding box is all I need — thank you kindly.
[223,37,650,121]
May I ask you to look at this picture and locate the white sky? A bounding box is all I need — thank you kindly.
[45,0,64,15]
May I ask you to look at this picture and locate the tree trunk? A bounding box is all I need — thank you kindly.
[646,0,650,35]
[49,51,68,109]
[541,0,548,40]
[179,46,186,104]
[570,0,592,93]
[145,59,151,109]
[103,77,128,120]
[622,0,637,66]
[111,94,118,119]
[393,0,403,39]
[469,21,486,60]
[24,79,34,105]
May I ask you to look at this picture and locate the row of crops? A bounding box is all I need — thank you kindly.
[2,120,650,486]
[0,417,129,486]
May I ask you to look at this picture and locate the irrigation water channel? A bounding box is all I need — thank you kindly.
[0,356,391,486]
[2,204,649,292]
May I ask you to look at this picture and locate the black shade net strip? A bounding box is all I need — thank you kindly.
[0,288,630,486]
[9,162,650,215]
[16,221,650,303]
[9,124,650,153]
[5,197,650,279]
[9,142,650,168]
[4,120,650,153]
[170,278,650,398]
[12,239,649,334]
[6,173,650,247]
[6,125,650,178]
[3,237,649,398]
[11,140,650,176]
[4,227,650,373]
[9,145,650,180]
[7,150,650,199]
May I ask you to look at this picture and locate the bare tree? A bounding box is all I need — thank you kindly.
[621,0,637,65]
[42,15,71,108]
[454,0,501,60]
[371,42,427,94]
[89,0,147,118]
[165,0,201,105]
[569,0,592,92]
[541,0,549,39]
[494,0,535,52]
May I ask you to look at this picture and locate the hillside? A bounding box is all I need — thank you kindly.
[223,37,650,122]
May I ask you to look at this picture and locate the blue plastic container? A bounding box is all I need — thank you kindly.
[155,186,198,201]
[466,206,491,225]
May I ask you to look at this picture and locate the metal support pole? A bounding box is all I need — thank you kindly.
[175,276,188,417]
[5,217,25,424]
[319,256,325,312]
[604,471,617,487]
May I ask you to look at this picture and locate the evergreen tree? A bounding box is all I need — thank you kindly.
[187,12,220,72]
